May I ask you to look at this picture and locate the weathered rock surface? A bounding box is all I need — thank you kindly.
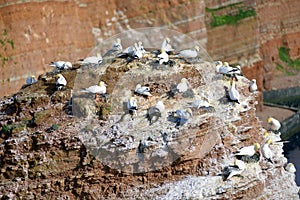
[0,51,298,199]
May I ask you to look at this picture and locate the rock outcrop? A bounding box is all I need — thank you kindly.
[0,43,298,199]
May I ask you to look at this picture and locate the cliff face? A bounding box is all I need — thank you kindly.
[1,0,300,97]
[0,47,299,199]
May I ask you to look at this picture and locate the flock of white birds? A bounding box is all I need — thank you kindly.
[24,36,296,180]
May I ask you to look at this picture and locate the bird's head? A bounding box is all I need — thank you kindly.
[165,37,171,43]
[254,143,260,151]
[267,117,273,123]
[56,74,63,79]
[263,131,269,138]
[224,62,229,67]
[194,45,200,52]
[267,138,273,145]
[251,79,256,83]
[31,75,36,78]
[99,81,106,87]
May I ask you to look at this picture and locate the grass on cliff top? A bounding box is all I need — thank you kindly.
[206,3,256,27]
[276,47,300,75]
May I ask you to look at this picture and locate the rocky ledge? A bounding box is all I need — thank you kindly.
[0,51,299,199]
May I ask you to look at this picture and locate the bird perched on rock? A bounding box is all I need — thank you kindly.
[103,38,123,58]
[235,143,260,157]
[216,61,242,77]
[262,138,273,163]
[134,84,152,97]
[82,81,107,94]
[157,49,169,65]
[50,61,72,71]
[178,46,200,58]
[26,75,37,85]
[56,74,67,90]
[161,37,174,53]
[223,159,246,180]
[229,77,240,104]
[267,117,281,134]
[127,96,138,116]
[137,41,146,54]
[177,78,190,93]
[285,163,296,173]
[147,101,165,125]
[78,53,102,66]
[187,95,210,109]
[169,108,193,127]
[249,79,258,92]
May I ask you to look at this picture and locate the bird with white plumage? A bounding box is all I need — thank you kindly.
[56,74,67,90]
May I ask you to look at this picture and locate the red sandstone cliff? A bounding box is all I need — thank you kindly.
[1,0,300,98]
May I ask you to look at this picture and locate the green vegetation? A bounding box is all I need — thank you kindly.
[277,47,300,75]
[0,29,14,67]
[206,3,256,27]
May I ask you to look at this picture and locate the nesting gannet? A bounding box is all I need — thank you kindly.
[229,78,240,104]
[267,117,281,133]
[26,75,37,85]
[177,78,190,93]
[134,84,152,96]
[169,108,193,127]
[161,37,174,53]
[187,95,210,109]
[82,81,107,95]
[224,159,246,180]
[178,46,200,58]
[235,143,260,156]
[147,101,165,124]
[79,53,102,66]
[127,96,138,116]
[157,49,169,64]
[133,43,143,59]
[50,61,72,70]
[249,79,258,92]
[103,38,123,57]
[56,74,67,90]
[137,41,146,54]
[216,61,242,76]
[262,139,273,163]
[285,163,296,173]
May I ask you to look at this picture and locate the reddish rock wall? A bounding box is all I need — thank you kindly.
[0,0,206,97]
[1,0,300,98]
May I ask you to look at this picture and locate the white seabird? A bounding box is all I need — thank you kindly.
[285,163,296,173]
[226,159,246,180]
[157,49,169,64]
[50,61,72,70]
[249,79,258,92]
[187,95,210,109]
[235,143,260,156]
[56,74,67,90]
[79,53,102,65]
[127,96,138,116]
[26,75,37,85]
[134,84,152,96]
[229,78,240,104]
[267,117,281,133]
[262,138,273,163]
[178,46,200,58]
[161,37,174,53]
[147,100,165,124]
[137,41,146,54]
[177,78,190,93]
[216,61,242,76]
[82,81,107,94]
[103,38,123,57]
[170,108,193,127]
